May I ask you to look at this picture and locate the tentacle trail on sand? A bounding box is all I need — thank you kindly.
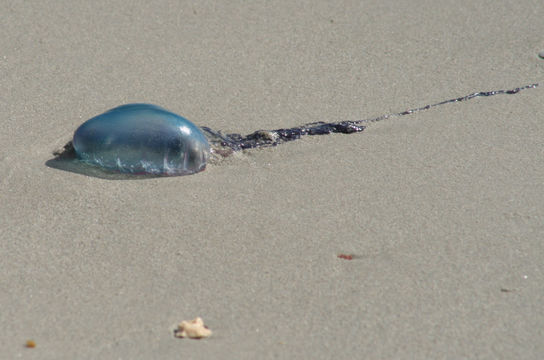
[201,83,538,153]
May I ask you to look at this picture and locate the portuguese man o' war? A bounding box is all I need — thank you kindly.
[72,104,209,176]
[52,83,538,178]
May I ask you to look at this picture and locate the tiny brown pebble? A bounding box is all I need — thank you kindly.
[337,254,353,260]
[25,340,36,348]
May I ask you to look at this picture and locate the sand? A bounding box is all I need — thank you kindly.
[1,1,543,358]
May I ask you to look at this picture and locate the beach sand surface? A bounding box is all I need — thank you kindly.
[1,1,543,358]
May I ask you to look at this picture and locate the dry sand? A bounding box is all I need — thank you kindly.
[1,1,543,359]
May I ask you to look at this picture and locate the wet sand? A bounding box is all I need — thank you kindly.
[1,1,543,358]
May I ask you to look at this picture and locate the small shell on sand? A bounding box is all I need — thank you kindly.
[174,317,212,339]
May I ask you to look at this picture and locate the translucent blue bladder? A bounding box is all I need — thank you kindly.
[73,104,210,176]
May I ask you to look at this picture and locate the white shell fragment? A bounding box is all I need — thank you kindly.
[174,317,212,339]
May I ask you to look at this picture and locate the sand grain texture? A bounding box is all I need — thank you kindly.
[1,1,543,359]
